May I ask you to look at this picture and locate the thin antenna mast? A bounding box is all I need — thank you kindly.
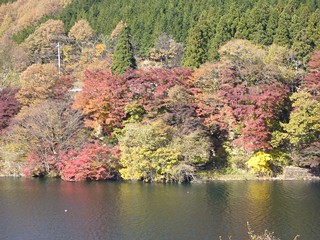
[57,42,61,74]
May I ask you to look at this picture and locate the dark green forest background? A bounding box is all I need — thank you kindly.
[13,0,320,59]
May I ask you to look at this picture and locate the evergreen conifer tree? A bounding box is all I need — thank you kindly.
[291,28,314,64]
[273,11,292,46]
[207,15,231,61]
[206,7,220,39]
[111,26,136,75]
[290,6,311,39]
[182,13,209,68]
[306,9,320,50]
[265,7,279,44]
[274,0,299,47]
[235,14,249,40]
[226,2,240,38]
[249,0,271,45]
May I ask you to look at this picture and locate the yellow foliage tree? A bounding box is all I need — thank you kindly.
[0,15,12,37]
[68,19,94,43]
[219,39,266,62]
[119,120,183,182]
[246,151,272,176]
[111,20,126,39]
[95,43,106,57]
[119,146,180,182]
[23,19,65,63]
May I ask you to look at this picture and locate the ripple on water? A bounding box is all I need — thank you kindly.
[0,179,319,240]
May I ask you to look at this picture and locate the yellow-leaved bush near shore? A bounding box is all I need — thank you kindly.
[119,146,180,182]
[246,150,291,176]
[118,120,211,182]
[246,152,272,176]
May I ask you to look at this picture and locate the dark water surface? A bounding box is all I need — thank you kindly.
[0,178,319,240]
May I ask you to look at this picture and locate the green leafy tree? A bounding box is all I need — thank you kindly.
[111,26,136,75]
[272,92,319,151]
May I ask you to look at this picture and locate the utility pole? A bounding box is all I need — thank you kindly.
[57,42,61,75]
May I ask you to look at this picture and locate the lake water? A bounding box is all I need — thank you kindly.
[0,178,319,240]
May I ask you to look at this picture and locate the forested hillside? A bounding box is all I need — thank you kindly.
[0,0,319,181]
[9,0,320,58]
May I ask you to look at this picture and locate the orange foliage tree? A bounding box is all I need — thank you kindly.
[74,70,129,135]
[68,19,94,43]
[16,63,73,106]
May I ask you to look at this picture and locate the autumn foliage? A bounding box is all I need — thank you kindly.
[74,70,129,134]
[301,51,320,96]
[0,0,319,181]
[191,59,289,152]
[74,68,193,135]
[57,143,120,181]
[124,68,193,113]
[1,34,318,180]
[0,87,20,131]
[17,63,73,106]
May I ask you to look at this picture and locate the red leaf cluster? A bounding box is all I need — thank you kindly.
[301,51,320,97]
[57,143,120,181]
[75,68,193,134]
[192,63,289,151]
[0,87,21,131]
[125,68,193,112]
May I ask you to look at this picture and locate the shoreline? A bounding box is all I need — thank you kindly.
[1,174,320,182]
[198,176,320,182]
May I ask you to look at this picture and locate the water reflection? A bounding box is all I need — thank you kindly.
[245,182,272,230]
[0,179,319,240]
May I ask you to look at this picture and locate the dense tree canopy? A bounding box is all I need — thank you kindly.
[41,0,318,59]
[0,0,320,180]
